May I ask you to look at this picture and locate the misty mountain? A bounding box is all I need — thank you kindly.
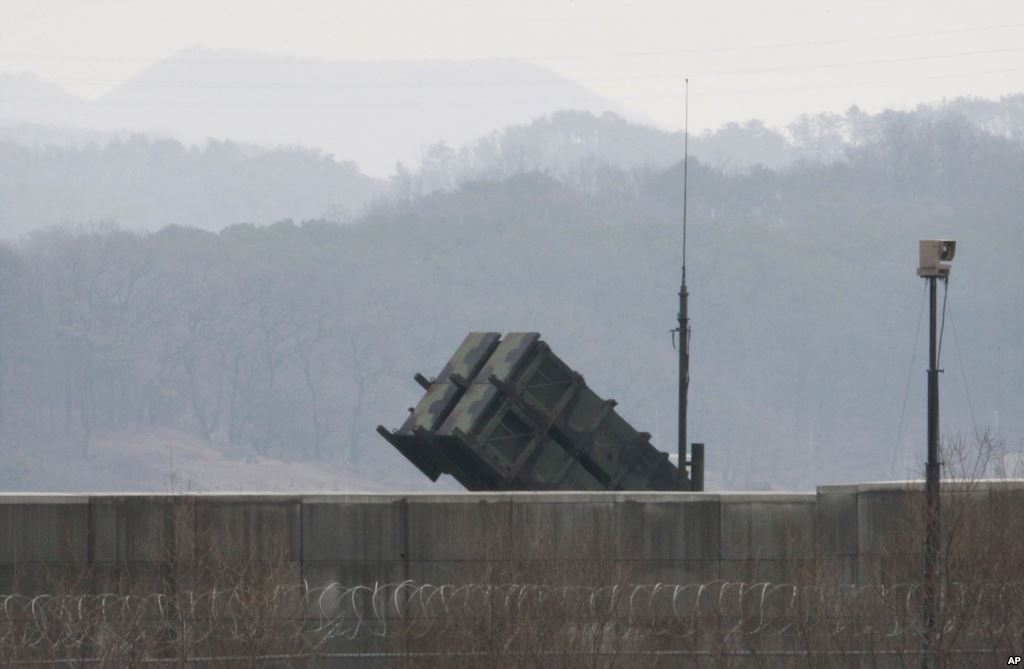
[0,48,630,176]
[0,122,127,148]
[407,97,1024,191]
[405,111,793,193]
[1,102,1020,492]
[0,136,385,236]
[0,73,90,126]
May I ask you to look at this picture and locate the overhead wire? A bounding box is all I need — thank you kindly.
[891,282,928,478]
[937,278,948,366]
[5,64,1022,111]
[526,20,1024,60]
[15,46,1024,90]
[691,65,1024,99]
[946,296,980,439]
[2,20,1024,63]
[686,46,1024,79]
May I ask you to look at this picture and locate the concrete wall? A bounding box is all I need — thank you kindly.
[1,481,1021,594]
[817,479,1024,583]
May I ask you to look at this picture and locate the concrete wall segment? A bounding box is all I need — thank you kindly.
[0,502,88,563]
[720,499,815,561]
[510,499,617,560]
[89,497,195,563]
[615,499,721,561]
[194,499,301,561]
[405,497,513,561]
[814,489,858,557]
[303,498,405,562]
[0,494,90,504]
[857,489,917,556]
[0,483,1020,594]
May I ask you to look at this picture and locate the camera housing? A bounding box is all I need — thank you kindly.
[917,239,955,278]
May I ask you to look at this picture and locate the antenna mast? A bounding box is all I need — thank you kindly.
[677,79,693,490]
[683,79,689,282]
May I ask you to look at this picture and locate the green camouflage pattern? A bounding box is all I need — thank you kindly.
[399,332,501,434]
[437,332,538,437]
[379,332,683,491]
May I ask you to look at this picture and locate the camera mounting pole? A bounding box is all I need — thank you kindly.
[916,239,955,669]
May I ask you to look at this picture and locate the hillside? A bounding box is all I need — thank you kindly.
[0,136,385,236]
[408,97,1024,189]
[0,101,1021,491]
[0,49,629,176]
[0,427,408,492]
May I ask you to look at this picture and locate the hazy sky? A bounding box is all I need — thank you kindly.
[3,0,1024,131]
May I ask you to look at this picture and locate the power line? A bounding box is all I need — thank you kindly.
[947,297,980,439]
[689,65,1024,98]
[14,47,1024,90]
[2,21,1024,63]
[533,21,1024,59]
[686,47,1024,79]
[3,63,1022,118]
[891,282,928,478]
[937,279,948,366]
[5,69,1021,112]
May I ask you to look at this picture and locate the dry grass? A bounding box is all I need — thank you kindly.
[1,436,1022,666]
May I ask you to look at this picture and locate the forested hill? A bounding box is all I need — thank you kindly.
[406,95,1024,188]
[3,96,1019,239]
[0,103,1022,491]
[0,136,385,236]
[0,51,628,177]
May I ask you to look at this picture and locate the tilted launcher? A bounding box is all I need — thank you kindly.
[378,332,697,491]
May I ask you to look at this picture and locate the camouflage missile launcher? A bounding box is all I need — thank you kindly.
[377,332,686,491]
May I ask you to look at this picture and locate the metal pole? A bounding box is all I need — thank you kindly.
[691,443,704,492]
[923,275,941,668]
[679,278,689,490]
[678,79,690,491]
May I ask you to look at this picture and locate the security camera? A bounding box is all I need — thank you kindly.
[939,240,955,262]
[917,239,955,278]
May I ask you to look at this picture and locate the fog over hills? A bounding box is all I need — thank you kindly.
[6,93,1018,237]
[0,95,1021,492]
[0,73,90,125]
[0,135,386,236]
[1,46,1022,492]
[0,48,630,176]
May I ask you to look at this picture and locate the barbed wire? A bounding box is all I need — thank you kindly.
[2,579,1023,653]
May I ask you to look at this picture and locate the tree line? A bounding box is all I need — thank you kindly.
[0,135,385,236]
[0,99,1021,489]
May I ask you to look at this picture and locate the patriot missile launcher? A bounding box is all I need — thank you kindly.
[378,332,696,491]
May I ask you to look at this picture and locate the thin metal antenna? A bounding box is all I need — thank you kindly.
[683,78,689,279]
[677,79,696,490]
